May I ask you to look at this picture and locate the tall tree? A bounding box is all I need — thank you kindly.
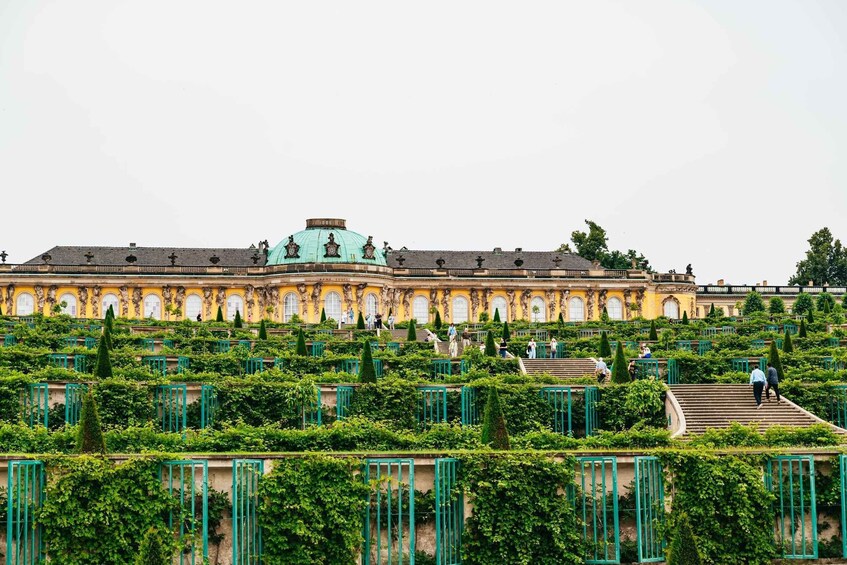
[76,392,106,454]
[792,293,814,316]
[789,227,847,286]
[681,311,689,325]
[481,387,510,450]
[94,335,112,378]
[769,341,785,381]
[743,291,765,315]
[557,220,651,270]
[799,319,808,338]
[357,312,365,330]
[492,309,501,323]
[434,310,442,329]
[817,292,836,313]
[320,308,327,323]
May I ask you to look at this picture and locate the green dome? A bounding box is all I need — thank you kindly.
[267,219,386,266]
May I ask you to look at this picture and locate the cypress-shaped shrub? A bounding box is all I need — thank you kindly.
[807,308,815,323]
[783,330,793,353]
[493,309,501,323]
[681,311,689,324]
[611,342,629,384]
[102,324,113,351]
[768,341,785,380]
[320,308,327,323]
[799,319,807,338]
[599,331,611,357]
[481,387,509,450]
[296,329,308,356]
[76,392,106,454]
[94,336,112,379]
[708,303,716,317]
[502,321,510,341]
[600,306,610,323]
[406,319,417,341]
[258,319,267,340]
[105,308,115,333]
[649,320,658,341]
[667,513,702,565]
[215,306,224,322]
[434,310,442,329]
[358,340,377,383]
[135,527,172,565]
[357,312,365,330]
[484,331,497,357]
[234,310,243,328]
[557,312,564,324]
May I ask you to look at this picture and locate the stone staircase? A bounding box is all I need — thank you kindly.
[522,358,597,380]
[669,384,841,436]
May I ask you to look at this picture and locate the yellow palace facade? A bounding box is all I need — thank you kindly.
[0,218,697,324]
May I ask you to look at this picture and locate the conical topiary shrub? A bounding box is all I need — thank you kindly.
[558,312,564,324]
[783,330,793,353]
[649,320,658,341]
[358,339,377,383]
[258,319,267,340]
[769,340,785,381]
[681,311,689,325]
[357,312,365,330]
[599,331,611,358]
[484,331,497,357]
[94,335,112,379]
[667,513,702,565]
[135,526,172,565]
[601,306,610,323]
[320,308,327,323]
[611,342,629,383]
[296,328,308,356]
[434,310,442,329]
[808,308,815,324]
[234,310,243,328]
[799,319,807,338]
[493,309,501,323]
[481,387,510,450]
[407,319,417,341]
[76,391,106,454]
[102,323,113,351]
[216,306,224,322]
[502,321,510,341]
[708,303,716,318]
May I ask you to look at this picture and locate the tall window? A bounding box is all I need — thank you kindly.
[59,293,77,316]
[185,295,202,320]
[226,295,244,321]
[366,293,378,317]
[452,296,469,323]
[144,295,162,320]
[324,291,342,321]
[607,297,623,320]
[569,297,585,322]
[492,297,508,321]
[663,299,680,319]
[283,293,299,322]
[530,297,546,322]
[413,296,429,323]
[16,293,34,316]
[102,293,119,318]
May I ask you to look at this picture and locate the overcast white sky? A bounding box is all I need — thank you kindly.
[1,1,845,285]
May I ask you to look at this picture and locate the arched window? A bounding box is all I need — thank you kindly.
[492,297,508,321]
[226,295,244,321]
[607,297,623,320]
[59,293,77,316]
[413,296,429,324]
[102,293,119,318]
[366,293,378,317]
[452,296,469,323]
[144,295,162,320]
[324,291,342,321]
[185,295,202,320]
[663,299,680,319]
[16,293,34,316]
[569,297,585,322]
[283,293,299,322]
[530,297,546,322]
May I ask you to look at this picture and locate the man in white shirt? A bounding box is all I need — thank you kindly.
[527,338,536,359]
[750,365,766,408]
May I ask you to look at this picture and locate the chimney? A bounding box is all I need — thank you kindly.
[493,247,502,253]
[717,278,724,285]
[514,247,522,252]
[762,280,768,286]
[129,243,136,247]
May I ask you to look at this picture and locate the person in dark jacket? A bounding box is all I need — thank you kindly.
[765,362,781,402]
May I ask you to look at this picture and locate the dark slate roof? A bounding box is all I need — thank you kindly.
[24,246,265,267]
[384,250,593,270]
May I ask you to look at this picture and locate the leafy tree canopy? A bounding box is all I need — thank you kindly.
[557,220,652,271]
[789,227,847,286]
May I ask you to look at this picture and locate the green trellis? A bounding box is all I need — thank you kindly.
[539,386,572,435]
[336,386,354,420]
[200,385,217,429]
[155,384,187,433]
[161,460,209,564]
[143,355,167,376]
[24,383,48,429]
[434,458,462,565]
[584,386,599,437]
[6,460,45,565]
[576,456,620,565]
[362,458,415,565]
[766,455,817,559]
[64,383,88,426]
[461,386,479,427]
[418,386,448,426]
[232,459,263,565]
[634,456,665,563]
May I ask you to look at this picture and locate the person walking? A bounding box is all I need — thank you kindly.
[765,362,781,402]
[593,357,609,384]
[387,313,395,330]
[449,333,458,357]
[550,337,558,359]
[448,323,457,341]
[461,328,471,348]
[527,338,536,359]
[750,365,767,408]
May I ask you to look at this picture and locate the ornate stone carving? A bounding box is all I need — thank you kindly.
[296,284,309,316]
[546,289,556,321]
[559,290,569,318]
[5,284,14,315]
[175,286,186,315]
[34,286,45,312]
[132,287,143,317]
[380,286,390,314]
[356,283,367,313]
[362,236,376,260]
[91,286,102,318]
[403,289,413,318]
[202,287,213,318]
[342,284,353,313]
[470,289,480,321]
[46,286,57,310]
[623,289,632,320]
[635,288,646,313]
[441,289,451,320]
[520,289,532,320]
[162,285,173,309]
[284,236,300,259]
[598,289,607,316]
[245,285,254,322]
[77,287,89,317]
[586,289,595,320]
[270,287,280,321]
[324,233,340,258]
[216,287,226,311]
[119,286,129,317]
[689,297,695,319]
[429,289,438,317]
[311,283,323,316]
[506,289,517,321]
[256,286,266,314]
[482,289,493,314]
